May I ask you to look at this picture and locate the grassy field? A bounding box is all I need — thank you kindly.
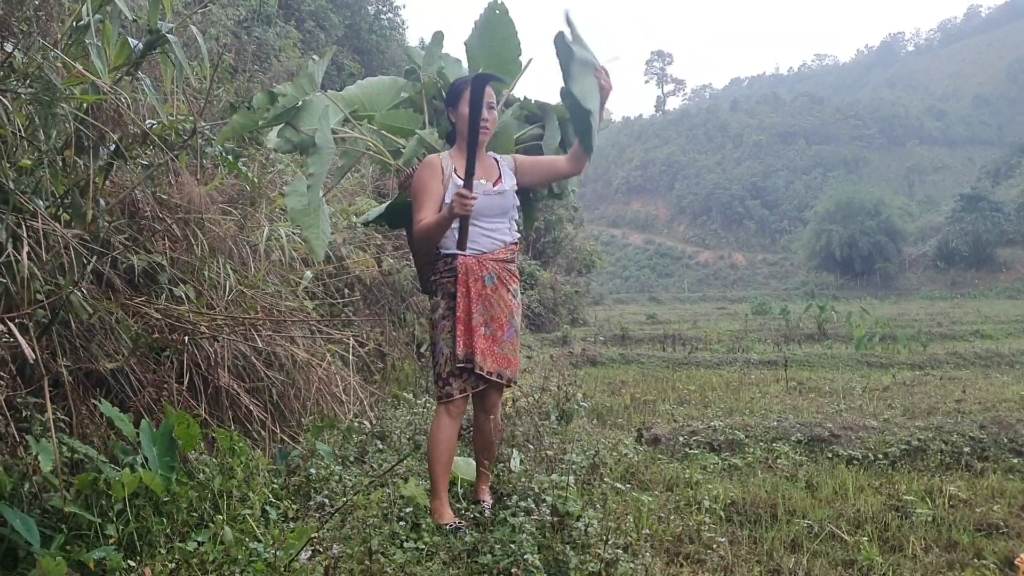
[4,297,1024,575]
[551,298,1024,574]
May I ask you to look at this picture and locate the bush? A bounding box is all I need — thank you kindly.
[0,0,417,445]
[933,191,1012,269]
[801,184,909,278]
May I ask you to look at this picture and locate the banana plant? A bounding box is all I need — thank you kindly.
[217,1,604,262]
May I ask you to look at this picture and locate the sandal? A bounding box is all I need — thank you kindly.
[438,518,467,534]
[476,498,493,517]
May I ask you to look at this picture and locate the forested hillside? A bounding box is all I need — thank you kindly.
[582,0,1024,258]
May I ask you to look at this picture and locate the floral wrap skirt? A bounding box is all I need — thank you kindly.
[428,243,522,403]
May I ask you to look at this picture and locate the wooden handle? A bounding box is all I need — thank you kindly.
[456,216,470,252]
[453,72,502,254]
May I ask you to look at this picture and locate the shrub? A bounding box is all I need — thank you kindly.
[801,183,909,278]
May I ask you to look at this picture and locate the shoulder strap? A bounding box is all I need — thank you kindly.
[498,153,517,177]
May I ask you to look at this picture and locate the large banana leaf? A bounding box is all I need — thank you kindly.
[465,1,522,90]
[554,13,602,157]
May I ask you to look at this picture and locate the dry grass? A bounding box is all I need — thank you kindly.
[0,0,425,450]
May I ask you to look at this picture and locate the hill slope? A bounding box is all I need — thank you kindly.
[581,0,1024,255]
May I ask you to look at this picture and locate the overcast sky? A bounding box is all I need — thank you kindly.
[402,0,992,117]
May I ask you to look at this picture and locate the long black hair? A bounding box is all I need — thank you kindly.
[443,73,504,147]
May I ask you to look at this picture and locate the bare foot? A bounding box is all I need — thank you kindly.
[430,501,459,525]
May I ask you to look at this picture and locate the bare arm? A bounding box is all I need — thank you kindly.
[512,67,612,190]
[511,140,592,190]
[410,155,456,251]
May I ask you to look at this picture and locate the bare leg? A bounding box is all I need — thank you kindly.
[427,394,469,524]
[471,381,505,503]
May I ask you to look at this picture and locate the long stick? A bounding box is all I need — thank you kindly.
[457,72,503,252]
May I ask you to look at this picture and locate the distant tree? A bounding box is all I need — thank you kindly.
[643,50,687,114]
[801,184,909,278]
[686,83,718,103]
[934,191,1011,269]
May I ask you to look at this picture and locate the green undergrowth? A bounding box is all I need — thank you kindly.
[4,298,1024,575]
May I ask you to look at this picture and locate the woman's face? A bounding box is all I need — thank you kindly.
[449,84,498,147]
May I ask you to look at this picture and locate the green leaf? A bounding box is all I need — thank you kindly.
[282,524,315,560]
[354,196,411,229]
[139,75,166,122]
[315,441,334,463]
[113,468,140,498]
[139,418,178,478]
[0,503,41,549]
[333,76,417,116]
[79,546,117,562]
[96,399,137,443]
[416,129,445,154]
[465,1,522,87]
[112,0,135,20]
[327,140,367,189]
[439,53,468,86]
[165,408,201,454]
[287,48,334,100]
[541,105,562,155]
[520,189,540,233]
[47,497,100,523]
[404,46,424,67]
[139,470,166,496]
[164,34,189,85]
[30,556,66,576]
[26,436,55,474]
[147,0,160,28]
[266,93,342,154]
[421,31,444,75]
[554,13,602,157]
[374,109,425,138]
[451,456,477,482]
[284,107,336,261]
[399,478,429,508]
[86,19,109,82]
[488,103,524,155]
[189,25,210,79]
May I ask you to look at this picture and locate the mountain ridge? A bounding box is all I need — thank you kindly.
[581,0,1024,295]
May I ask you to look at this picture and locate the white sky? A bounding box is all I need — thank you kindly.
[401,0,993,117]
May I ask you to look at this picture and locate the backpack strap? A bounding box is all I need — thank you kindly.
[408,151,455,296]
[439,150,455,199]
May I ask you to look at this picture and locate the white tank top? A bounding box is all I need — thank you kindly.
[437,152,521,255]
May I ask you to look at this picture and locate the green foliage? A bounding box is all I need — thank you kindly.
[219,0,602,262]
[520,197,601,332]
[0,379,661,575]
[277,0,408,88]
[801,184,909,278]
[748,297,775,317]
[581,3,1024,251]
[934,191,1013,269]
[803,298,838,338]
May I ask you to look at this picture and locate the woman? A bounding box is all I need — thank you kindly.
[409,68,612,532]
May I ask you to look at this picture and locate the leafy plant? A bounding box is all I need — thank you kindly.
[803,298,838,338]
[218,2,604,261]
[749,297,775,317]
